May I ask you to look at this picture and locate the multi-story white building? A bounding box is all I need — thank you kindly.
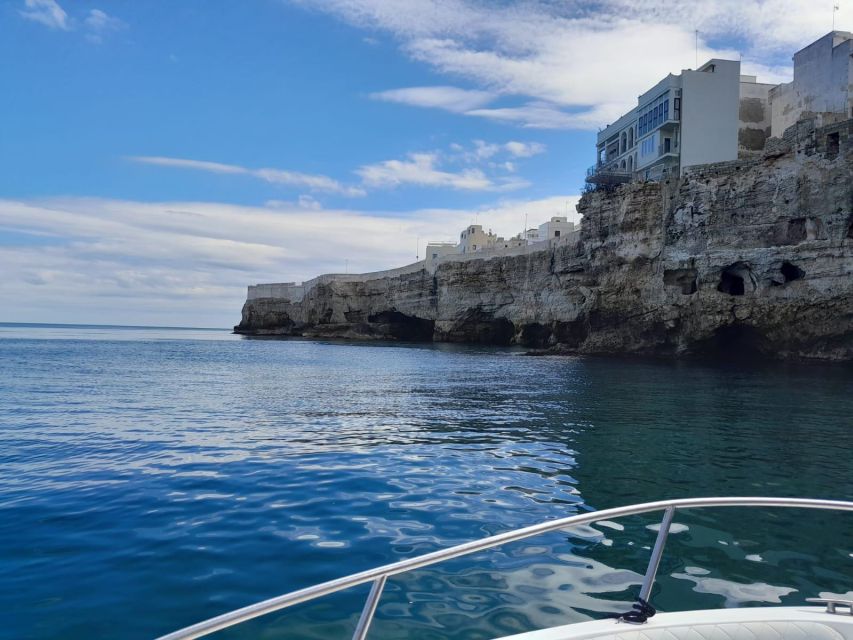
[590,31,853,185]
[591,59,774,183]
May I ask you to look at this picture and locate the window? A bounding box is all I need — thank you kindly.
[638,92,669,136]
[555,230,561,237]
[664,138,671,153]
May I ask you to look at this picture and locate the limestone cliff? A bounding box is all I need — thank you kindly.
[236,125,853,361]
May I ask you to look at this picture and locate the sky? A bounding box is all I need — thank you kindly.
[1,0,850,327]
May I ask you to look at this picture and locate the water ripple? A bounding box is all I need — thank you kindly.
[0,327,852,639]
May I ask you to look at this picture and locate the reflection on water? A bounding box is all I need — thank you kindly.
[0,325,851,640]
[671,571,796,606]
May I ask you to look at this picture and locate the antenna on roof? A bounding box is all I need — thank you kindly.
[833,2,839,31]
[695,29,699,68]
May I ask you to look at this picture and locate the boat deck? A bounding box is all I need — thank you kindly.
[498,606,853,640]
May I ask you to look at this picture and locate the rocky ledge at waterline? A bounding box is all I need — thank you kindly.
[236,132,853,361]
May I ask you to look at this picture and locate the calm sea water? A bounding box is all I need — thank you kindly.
[1,323,852,640]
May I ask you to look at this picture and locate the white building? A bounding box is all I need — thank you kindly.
[523,228,540,244]
[769,31,853,136]
[537,216,575,240]
[592,59,770,182]
[458,224,498,254]
[424,241,458,270]
[590,31,853,185]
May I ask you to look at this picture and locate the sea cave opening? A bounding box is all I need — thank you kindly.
[718,271,745,295]
[780,261,805,283]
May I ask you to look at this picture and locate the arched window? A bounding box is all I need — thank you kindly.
[628,127,634,149]
[620,132,627,154]
[620,159,626,169]
[627,156,633,173]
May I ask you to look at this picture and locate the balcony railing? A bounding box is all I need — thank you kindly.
[586,161,632,185]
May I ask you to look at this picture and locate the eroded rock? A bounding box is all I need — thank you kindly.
[236,141,853,361]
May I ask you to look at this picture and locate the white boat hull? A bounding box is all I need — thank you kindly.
[496,606,853,640]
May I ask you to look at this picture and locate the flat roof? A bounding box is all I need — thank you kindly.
[793,30,853,56]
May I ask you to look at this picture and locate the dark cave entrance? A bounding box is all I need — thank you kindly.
[718,271,745,295]
[693,324,769,360]
[717,263,754,296]
[780,261,805,283]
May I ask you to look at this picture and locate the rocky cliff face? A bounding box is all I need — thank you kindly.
[236,130,853,361]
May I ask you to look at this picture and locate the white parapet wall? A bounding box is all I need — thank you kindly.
[246,282,306,302]
[246,231,583,302]
[247,261,428,302]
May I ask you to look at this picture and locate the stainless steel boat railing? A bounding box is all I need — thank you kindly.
[155,496,853,640]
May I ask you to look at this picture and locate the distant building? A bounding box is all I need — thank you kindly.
[426,217,581,267]
[589,31,853,186]
[769,31,853,136]
[459,224,498,254]
[424,241,458,270]
[497,235,528,249]
[537,216,575,240]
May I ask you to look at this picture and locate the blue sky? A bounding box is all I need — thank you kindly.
[0,0,846,326]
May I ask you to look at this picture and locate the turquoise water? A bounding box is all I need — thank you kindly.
[1,324,852,640]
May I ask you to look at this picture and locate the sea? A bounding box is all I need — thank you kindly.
[1,323,851,640]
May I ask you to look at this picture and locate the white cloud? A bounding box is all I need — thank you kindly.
[19,0,69,30]
[83,8,126,42]
[294,0,846,129]
[357,152,498,190]
[0,194,580,326]
[265,195,324,210]
[19,1,126,41]
[446,139,546,166]
[132,143,543,196]
[504,141,546,158]
[356,138,545,192]
[85,9,124,31]
[130,156,367,197]
[370,85,496,112]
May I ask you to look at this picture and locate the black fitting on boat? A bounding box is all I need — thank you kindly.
[612,597,656,624]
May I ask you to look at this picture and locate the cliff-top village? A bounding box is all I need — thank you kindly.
[249,30,853,303]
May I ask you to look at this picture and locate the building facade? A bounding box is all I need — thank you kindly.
[458,224,498,254]
[537,216,575,240]
[590,31,853,185]
[424,241,459,270]
[769,31,853,137]
[592,59,762,183]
